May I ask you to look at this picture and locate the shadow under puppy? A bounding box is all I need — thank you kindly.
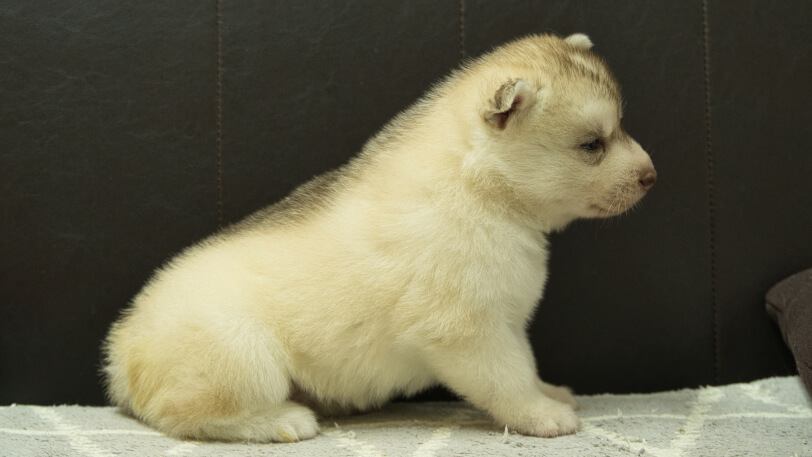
[103,32,657,443]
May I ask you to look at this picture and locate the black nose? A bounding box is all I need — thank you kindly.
[639,170,657,191]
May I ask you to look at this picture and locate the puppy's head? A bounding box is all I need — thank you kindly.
[467,33,656,229]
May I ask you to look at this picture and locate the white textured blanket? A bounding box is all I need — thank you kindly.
[2,376,810,457]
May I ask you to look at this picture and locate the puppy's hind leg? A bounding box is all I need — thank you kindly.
[139,320,319,443]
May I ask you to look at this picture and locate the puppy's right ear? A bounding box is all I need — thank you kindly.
[484,79,537,130]
[565,33,593,50]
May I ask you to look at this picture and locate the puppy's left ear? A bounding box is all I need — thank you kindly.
[484,79,537,130]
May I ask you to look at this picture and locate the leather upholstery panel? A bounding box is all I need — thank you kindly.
[1,0,806,404]
[219,1,460,226]
[708,0,809,384]
[1,2,218,405]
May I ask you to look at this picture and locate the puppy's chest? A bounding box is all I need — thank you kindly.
[411,220,549,318]
[463,233,548,311]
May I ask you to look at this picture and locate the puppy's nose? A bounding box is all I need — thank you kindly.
[638,169,657,191]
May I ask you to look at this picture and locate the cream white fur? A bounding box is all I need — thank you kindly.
[103,33,656,443]
[565,33,594,50]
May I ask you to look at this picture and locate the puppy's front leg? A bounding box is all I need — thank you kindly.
[511,325,579,410]
[426,326,580,437]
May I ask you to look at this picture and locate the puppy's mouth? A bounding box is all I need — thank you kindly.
[589,194,643,217]
[589,203,625,217]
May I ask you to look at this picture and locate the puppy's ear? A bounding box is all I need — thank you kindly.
[565,33,593,50]
[484,79,537,130]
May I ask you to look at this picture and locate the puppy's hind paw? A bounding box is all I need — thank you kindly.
[265,402,320,443]
[232,401,320,443]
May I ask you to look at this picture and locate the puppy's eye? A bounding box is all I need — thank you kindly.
[580,139,603,152]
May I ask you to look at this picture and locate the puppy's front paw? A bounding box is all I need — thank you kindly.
[510,402,580,438]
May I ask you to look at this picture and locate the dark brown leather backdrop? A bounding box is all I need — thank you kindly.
[2,1,810,405]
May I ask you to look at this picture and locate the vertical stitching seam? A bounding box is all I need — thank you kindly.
[459,0,466,60]
[216,0,224,228]
[701,0,719,384]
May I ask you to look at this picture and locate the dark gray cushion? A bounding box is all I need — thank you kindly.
[766,268,812,396]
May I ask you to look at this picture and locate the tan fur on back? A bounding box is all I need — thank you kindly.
[103,33,656,443]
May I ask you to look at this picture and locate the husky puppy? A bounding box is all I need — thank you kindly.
[103,33,656,442]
